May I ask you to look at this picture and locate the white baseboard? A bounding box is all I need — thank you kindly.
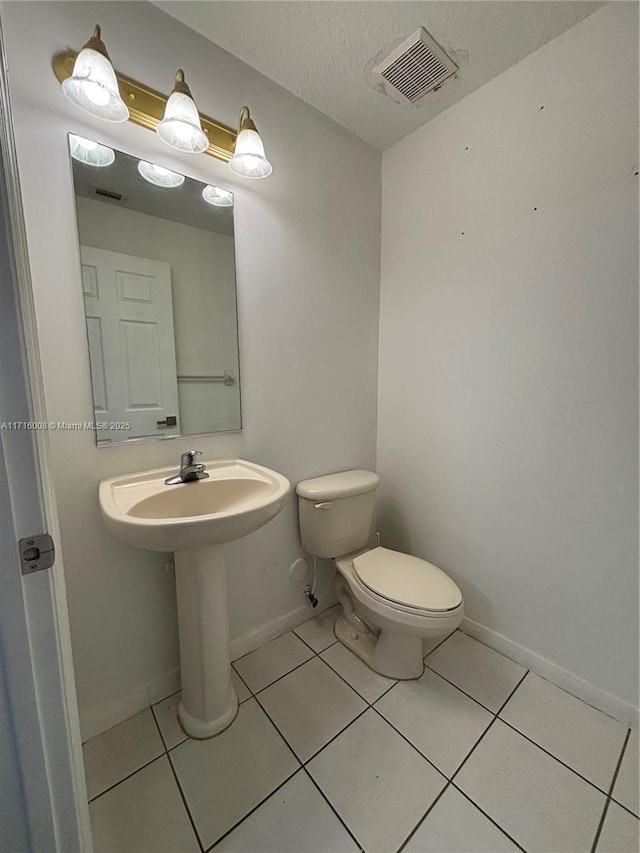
[230,592,337,661]
[80,596,336,741]
[80,667,180,743]
[461,617,639,729]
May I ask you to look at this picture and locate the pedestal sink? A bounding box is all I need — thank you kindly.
[99,459,290,738]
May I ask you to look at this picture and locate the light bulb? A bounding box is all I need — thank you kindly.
[137,161,185,188]
[156,70,208,154]
[84,81,111,107]
[75,136,98,151]
[61,26,129,123]
[228,108,272,179]
[69,134,115,167]
[202,185,234,207]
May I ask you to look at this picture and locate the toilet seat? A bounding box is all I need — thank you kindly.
[352,547,462,613]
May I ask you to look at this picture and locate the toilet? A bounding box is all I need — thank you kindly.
[297,470,463,680]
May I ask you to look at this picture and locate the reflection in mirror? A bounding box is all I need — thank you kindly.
[68,135,241,445]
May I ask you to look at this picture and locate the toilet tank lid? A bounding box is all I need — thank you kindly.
[296,470,380,500]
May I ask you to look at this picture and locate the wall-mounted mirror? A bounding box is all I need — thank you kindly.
[68,135,241,445]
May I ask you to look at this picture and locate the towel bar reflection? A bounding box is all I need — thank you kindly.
[177,371,235,386]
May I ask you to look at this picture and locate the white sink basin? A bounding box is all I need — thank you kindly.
[98,458,290,739]
[99,458,290,551]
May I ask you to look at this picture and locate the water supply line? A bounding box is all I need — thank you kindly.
[302,556,319,607]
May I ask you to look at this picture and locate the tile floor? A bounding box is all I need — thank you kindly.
[84,605,639,853]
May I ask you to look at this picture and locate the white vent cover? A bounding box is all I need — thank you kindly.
[374,28,457,104]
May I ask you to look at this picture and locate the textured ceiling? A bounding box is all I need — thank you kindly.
[155,1,604,150]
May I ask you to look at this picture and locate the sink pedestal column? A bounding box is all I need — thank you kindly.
[174,545,238,738]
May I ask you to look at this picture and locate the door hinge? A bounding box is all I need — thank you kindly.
[19,533,55,575]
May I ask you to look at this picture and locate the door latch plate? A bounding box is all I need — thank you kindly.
[19,533,55,575]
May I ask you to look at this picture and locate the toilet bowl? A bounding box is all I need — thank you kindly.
[296,470,464,680]
[333,546,463,679]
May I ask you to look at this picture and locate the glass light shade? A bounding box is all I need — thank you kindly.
[62,48,129,123]
[202,185,234,207]
[228,128,272,179]
[137,160,185,188]
[69,134,115,167]
[156,91,208,154]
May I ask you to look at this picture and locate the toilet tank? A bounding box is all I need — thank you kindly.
[296,470,380,558]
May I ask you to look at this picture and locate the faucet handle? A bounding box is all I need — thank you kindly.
[181,450,202,466]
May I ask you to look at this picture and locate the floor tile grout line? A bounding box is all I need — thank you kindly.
[203,767,301,853]
[247,650,386,772]
[81,706,160,747]
[393,651,530,853]
[375,677,401,704]
[396,781,451,853]
[86,751,166,804]
[235,618,337,696]
[230,663,255,699]
[234,624,459,721]
[448,670,530,787]
[368,704,451,782]
[397,776,528,853]
[302,766,366,852]
[232,622,456,715]
[252,691,309,768]
[590,799,611,853]
[495,670,529,715]
[423,629,459,660]
[423,662,510,715]
[150,703,205,853]
[497,716,622,798]
[317,652,396,707]
[450,714,501,785]
[590,727,632,853]
[449,782,529,853]
[230,605,337,666]
[247,654,317,697]
[302,704,371,767]
[293,625,339,657]
[236,689,368,851]
[609,795,640,821]
[232,676,418,853]
[458,626,634,728]
[150,687,182,714]
[311,625,460,710]
[150,702,173,754]
[150,624,445,723]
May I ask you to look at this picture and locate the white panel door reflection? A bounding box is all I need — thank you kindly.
[81,246,179,442]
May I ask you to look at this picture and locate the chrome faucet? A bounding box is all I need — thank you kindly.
[164,450,209,485]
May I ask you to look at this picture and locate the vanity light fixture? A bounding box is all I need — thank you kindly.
[156,70,208,154]
[54,29,271,177]
[69,134,115,167]
[138,160,185,188]
[61,26,129,122]
[202,185,234,207]
[228,106,273,179]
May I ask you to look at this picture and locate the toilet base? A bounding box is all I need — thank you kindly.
[335,615,424,680]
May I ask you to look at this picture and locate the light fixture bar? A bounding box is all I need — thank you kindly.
[53,51,236,162]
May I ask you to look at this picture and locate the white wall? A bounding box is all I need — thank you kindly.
[1,1,381,738]
[378,3,638,722]
[76,197,240,434]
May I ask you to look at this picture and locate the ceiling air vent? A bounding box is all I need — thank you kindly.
[374,28,457,104]
[89,183,126,203]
